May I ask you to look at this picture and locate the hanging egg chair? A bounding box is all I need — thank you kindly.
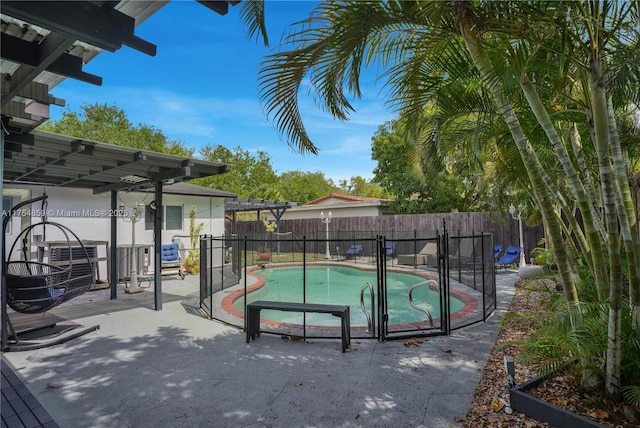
[5,220,95,314]
[3,194,95,313]
[2,195,100,352]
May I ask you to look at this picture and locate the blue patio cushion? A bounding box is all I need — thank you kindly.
[161,243,180,263]
[346,245,362,255]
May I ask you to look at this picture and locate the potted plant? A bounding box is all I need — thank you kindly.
[258,218,277,262]
[257,246,272,262]
[184,206,204,274]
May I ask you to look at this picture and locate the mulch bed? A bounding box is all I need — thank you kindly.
[460,279,640,428]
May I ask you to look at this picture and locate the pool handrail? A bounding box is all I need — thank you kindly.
[360,282,375,336]
[408,280,439,328]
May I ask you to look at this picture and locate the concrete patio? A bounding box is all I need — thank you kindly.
[2,271,519,427]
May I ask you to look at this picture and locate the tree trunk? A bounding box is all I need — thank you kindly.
[606,100,640,329]
[520,77,609,300]
[456,8,580,309]
[590,54,622,398]
[606,306,622,398]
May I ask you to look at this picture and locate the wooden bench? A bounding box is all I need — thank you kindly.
[245,300,351,353]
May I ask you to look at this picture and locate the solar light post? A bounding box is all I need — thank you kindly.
[509,204,527,267]
[320,210,332,259]
[504,355,516,388]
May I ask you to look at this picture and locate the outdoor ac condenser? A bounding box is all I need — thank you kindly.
[51,245,97,284]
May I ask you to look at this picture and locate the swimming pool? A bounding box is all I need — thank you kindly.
[231,264,467,328]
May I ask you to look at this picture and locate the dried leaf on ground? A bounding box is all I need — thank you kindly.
[490,397,504,412]
[404,338,421,347]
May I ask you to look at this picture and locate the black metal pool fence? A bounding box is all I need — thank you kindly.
[200,229,496,341]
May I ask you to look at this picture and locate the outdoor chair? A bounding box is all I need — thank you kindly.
[397,242,437,267]
[161,243,185,279]
[448,238,482,269]
[344,245,362,260]
[494,244,503,261]
[495,245,521,269]
[372,241,395,260]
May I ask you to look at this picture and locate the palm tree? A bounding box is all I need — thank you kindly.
[244,0,640,398]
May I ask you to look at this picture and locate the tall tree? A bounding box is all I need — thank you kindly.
[195,144,280,200]
[371,119,489,213]
[277,170,337,203]
[337,176,390,199]
[39,102,192,156]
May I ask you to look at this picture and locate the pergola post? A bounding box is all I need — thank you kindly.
[1,123,7,350]
[110,190,118,299]
[153,181,163,310]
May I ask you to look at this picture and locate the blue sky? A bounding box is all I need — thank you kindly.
[48,0,396,184]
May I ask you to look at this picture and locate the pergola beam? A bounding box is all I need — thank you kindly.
[0,75,65,107]
[224,197,295,213]
[1,32,76,108]
[0,1,155,55]
[1,33,101,85]
[150,166,191,183]
[13,142,86,181]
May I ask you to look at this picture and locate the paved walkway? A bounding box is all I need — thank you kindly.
[1,359,59,428]
[1,271,518,428]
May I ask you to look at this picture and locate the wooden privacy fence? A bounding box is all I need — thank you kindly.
[227,211,546,264]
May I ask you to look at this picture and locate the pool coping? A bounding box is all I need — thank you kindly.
[220,262,479,333]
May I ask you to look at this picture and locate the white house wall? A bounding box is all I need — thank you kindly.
[3,186,31,261]
[3,184,226,281]
[267,204,383,220]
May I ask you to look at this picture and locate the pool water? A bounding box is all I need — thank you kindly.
[234,265,465,327]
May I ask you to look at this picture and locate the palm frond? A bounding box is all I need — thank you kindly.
[622,385,640,407]
[239,0,269,46]
[257,0,460,154]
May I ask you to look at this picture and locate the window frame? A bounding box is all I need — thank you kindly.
[143,204,184,231]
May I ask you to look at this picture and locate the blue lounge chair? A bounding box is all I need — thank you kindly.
[345,245,362,260]
[384,241,395,257]
[373,241,395,259]
[494,244,503,261]
[496,245,520,269]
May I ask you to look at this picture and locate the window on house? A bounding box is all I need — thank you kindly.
[144,205,155,230]
[165,205,183,230]
[143,204,183,230]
